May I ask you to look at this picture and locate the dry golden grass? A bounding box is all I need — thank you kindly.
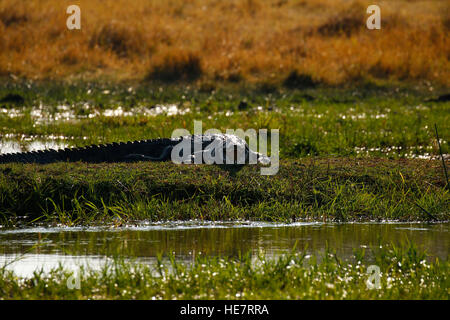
[0,0,449,86]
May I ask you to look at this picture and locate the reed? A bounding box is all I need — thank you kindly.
[0,0,448,86]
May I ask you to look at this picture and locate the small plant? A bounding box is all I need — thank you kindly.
[146,50,203,82]
[0,244,447,299]
[283,71,317,89]
[0,4,29,27]
[89,22,146,58]
[317,3,365,37]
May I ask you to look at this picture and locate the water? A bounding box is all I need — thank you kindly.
[0,104,190,124]
[0,139,69,154]
[0,221,448,278]
[2,136,445,159]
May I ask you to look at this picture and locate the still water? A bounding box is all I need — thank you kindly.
[0,221,448,277]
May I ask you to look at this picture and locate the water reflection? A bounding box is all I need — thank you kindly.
[0,222,448,277]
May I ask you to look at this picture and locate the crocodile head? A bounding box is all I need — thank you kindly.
[176,134,271,165]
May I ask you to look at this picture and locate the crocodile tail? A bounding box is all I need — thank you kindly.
[0,144,107,164]
[0,138,177,164]
[0,148,70,164]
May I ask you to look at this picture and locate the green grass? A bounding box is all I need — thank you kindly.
[0,243,448,299]
[0,158,448,226]
[0,80,448,159]
[0,80,449,225]
[0,81,448,300]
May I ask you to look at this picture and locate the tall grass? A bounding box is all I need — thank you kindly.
[0,0,448,85]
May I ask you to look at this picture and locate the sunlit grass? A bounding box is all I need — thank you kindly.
[0,158,448,226]
[0,243,447,299]
[0,0,448,86]
[0,82,449,159]
[0,82,448,226]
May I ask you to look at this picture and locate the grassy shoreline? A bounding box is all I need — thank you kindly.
[0,158,448,226]
[0,81,449,226]
[1,0,449,301]
[1,81,449,159]
[1,243,448,300]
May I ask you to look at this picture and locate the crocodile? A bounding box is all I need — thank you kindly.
[0,134,270,165]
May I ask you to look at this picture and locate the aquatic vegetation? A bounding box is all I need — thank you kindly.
[0,0,448,302]
[0,243,447,299]
[0,158,448,226]
[0,82,448,159]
